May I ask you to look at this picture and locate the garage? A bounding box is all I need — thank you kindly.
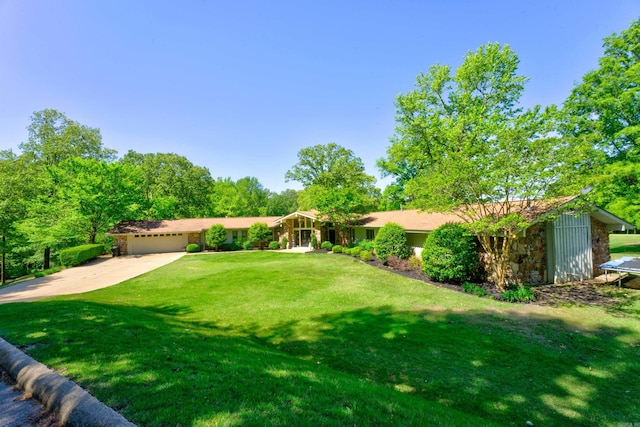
[129,233,188,255]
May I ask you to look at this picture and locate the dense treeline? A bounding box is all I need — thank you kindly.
[0,109,299,281]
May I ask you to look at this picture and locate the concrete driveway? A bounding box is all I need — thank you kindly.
[0,252,184,304]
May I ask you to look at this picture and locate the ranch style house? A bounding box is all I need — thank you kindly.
[107,197,634,285]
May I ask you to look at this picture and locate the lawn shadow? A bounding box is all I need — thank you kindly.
[1,301,638,426]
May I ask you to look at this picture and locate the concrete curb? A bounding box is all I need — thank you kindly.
[0,338,135,427]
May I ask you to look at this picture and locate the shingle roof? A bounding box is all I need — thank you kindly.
[106,216,281,235]
[357,209,461,231]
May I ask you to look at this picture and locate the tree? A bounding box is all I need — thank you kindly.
[562,19,640,226]
[266,189,299,216]
[248,222,272,249]
[210,177,270,217]
[286,143,379,245]
[123,151,213,219]
[0,151,31,283]
[20,109,116,166]
[53,157,144,243]
[206,224,227,251]
[380,43,593,290]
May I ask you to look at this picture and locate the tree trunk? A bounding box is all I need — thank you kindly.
[44,247,50,270]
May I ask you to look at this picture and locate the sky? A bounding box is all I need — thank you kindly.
[1,1,639,193]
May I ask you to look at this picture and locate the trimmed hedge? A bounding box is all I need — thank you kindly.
[321,241,333,251]
[186,243,201,253]
[331,245,343,253]
[374,222,410,262]
[360,250,372,262]
[421,222,477,283]
[59,244,104,267]
[269,241,280,250]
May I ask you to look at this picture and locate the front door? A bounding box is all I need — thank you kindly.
[301,230,311,247]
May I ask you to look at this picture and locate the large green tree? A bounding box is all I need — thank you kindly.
[123,151,213,219]
[209,177,270,217]
[286,143,378,245]
[17,109,117,270]
[379,43,593,290]
[266,189,299,216]
[562,18,640,226]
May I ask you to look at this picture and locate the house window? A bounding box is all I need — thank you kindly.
[232,230,248,243]
[366,229,375,240]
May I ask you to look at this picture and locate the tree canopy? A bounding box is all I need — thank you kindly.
[286,143,378,245]
[379,43,593,289]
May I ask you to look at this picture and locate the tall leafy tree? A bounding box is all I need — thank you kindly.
[380,43,593,290]
[266,189,299,216]
[286,143,378,245]
[210,176,270,217]
[18,109,117,270]
[0,151,33,283]
[562,18,640,226]
[53,158,145,243]
[123,151,213,219]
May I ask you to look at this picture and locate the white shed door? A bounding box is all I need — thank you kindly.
[130,234,188,255]
[551,214,592,283]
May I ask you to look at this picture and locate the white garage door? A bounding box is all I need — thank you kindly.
[130,233,189,255]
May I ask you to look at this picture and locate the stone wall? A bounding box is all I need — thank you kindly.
[188,233,200,246]
[591,218,610,276]
[480,223,548,285]
[113,235,128,256]
[510,223,547,284]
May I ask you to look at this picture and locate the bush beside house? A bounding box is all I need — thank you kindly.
[421,223,478,283]
[374,222,410,262]
[206,224,227,251]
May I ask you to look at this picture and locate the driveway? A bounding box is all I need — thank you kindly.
[0,252,184,304]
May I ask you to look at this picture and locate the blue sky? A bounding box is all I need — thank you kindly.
[1,1,638,192]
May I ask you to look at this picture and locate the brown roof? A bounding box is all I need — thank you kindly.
[106,216,281,235]
[357,209,461,231]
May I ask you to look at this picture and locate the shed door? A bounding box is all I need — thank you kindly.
[548,213,592,283]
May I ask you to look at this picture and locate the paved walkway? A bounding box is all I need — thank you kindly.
[0,252,184,304]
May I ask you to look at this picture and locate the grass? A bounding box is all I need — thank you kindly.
[609,233,640,258]
[1,252,639,426]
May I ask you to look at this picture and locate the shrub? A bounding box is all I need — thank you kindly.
[408,255,422,270]
[311,234,318,249]
[386,255,411,271]
[332,245,343,253]
[281,236,288,249]
[343,247,351,255]
[206,224,227,251]
[242,240,253,250]
[357,239,375,251]
[501,286,536,303]
[186,243,201,253]
[248,222,272,249]
[421,222,478,283]
[221,242,242,251]
[360,250,372,262]
[59,244,104,267]
[374,222,410,262]
[269,241,280,250]
[321,241,333,251]
[462,282,487,297]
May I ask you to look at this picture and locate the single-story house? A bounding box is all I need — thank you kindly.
[106,198,635,284]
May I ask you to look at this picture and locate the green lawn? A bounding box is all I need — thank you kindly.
[0,252,639,426]
[610,233,640,258]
